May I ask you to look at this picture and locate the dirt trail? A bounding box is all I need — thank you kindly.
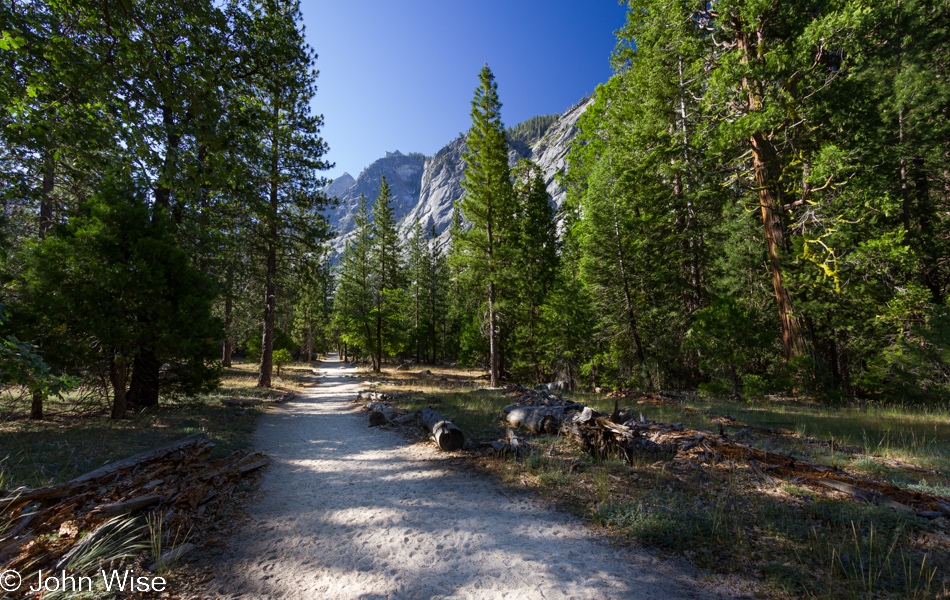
[210,355,745,599]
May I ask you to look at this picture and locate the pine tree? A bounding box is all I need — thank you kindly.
[459,65,516,387]
[333,193,375,363]
[407,218,427,363]
[510,160,559,382]
[252,0,332,387]
[369,176,406,371]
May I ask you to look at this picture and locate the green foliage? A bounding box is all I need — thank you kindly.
[272,349,293,375]
[556,0,950,399]
[20,176,221,409]
[245,327,297,362]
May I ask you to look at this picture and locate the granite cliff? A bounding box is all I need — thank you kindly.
[325,97,592,253]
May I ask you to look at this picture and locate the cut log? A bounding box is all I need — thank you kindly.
[366,401,400,427]
[504,405,578,434]
[419,408,465,451]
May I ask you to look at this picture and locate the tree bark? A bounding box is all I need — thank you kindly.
[750,133,810,362]
[30,389,44,420]
[110,354,128,420]
[39,156,54,239]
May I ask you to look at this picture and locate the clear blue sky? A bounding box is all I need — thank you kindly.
[299,1,629,180]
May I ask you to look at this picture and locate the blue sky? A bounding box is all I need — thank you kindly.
[300,1,629,180]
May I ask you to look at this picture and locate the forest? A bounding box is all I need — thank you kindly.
[333,0,950,403]
[2,0,949,426]
[1,0,334,420]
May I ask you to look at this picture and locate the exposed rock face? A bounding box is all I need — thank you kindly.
[323,151,424,253]
[395,136,466,242]
[325,98,593,254]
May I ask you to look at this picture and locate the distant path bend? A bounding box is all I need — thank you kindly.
[211,354,742,600]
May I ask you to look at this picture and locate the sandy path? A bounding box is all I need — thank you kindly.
[210,355,739,599]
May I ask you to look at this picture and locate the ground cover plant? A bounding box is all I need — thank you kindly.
[361,362,950,599]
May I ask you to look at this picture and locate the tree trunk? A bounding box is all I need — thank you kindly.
[487,202,500,387]
[258,250,276,387]
[222,283,233,367]
[914,156,943,304]
[39,156,54,239]
[750,133,810,362]
[110,355,128,420]
[375,295,382,373]
[127,348,160,410]
[258,102,280,388]
[30,389,43,420]
[611,199,654,390]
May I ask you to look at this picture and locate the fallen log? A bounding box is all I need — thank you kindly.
[481,429,530,457]
[420,408,465,451]
[90,494,162,518]
[221,398,261,407]
[237,457,270,474]
[0,433,211,510]
[811,479,914,512]
[503,405,578,434]
[390,411,421,425]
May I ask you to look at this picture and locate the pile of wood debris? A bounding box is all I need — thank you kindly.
[500,385,950,522]
[354,392,464,452]
[0,433,268,595]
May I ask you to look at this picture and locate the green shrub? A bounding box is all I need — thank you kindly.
[273,349,293,376]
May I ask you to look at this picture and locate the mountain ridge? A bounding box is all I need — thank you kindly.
[324,97,593,254]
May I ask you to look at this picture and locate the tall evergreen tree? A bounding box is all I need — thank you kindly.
[458,65,515,387]
[250,0,331,387]
[369,176,406,371]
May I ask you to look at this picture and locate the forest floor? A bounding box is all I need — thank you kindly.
[206,354,754,600]
[361,362,950,599]
[0,362,312,491]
